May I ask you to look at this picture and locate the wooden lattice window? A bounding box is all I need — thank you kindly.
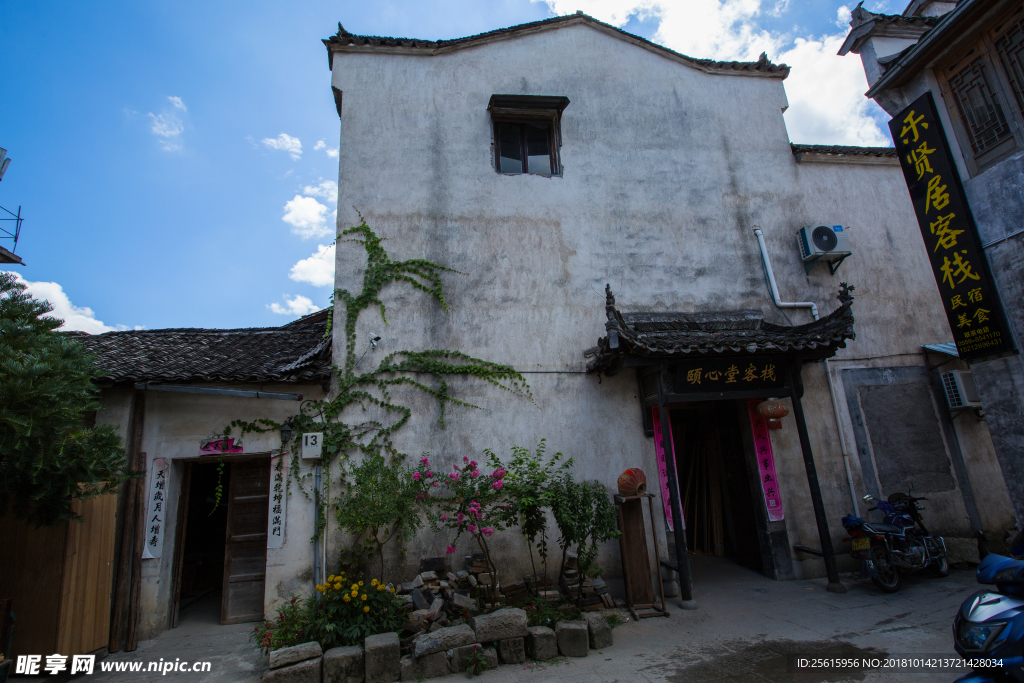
[995,15,1024,117]
[947,55,1014,156]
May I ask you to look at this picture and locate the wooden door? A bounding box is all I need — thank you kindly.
[57,492,119,655]
[221,459,270,624]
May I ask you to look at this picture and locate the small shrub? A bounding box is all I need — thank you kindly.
[606,613,624,629]
[308,571,404,649]
[462,644,491,676]
[250,596,312,655]
[523,598,580,628]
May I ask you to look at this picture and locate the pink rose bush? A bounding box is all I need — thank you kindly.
[425,456,517,597]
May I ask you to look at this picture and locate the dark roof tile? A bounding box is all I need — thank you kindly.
[586,285,856,374]
[78,313,332,385]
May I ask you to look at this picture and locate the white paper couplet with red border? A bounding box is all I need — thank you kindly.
[267,451,287,548]
[652,406,683,531]
[746,399,785,521]
[141,457,170,559]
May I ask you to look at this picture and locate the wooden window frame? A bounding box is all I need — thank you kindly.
[488,95,569,177]
[937,4,1024,177]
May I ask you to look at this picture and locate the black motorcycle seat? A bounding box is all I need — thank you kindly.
[865,523,903,533]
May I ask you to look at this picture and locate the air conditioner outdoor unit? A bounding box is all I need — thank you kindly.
[798,225,853,262]
[942,370,983,410]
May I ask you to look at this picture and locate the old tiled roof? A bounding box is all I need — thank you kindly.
[78,308,332,385]
[585,285,856,374]
[791,143,897,158]
[323,13,790,78]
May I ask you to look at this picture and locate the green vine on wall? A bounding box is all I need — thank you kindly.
[219,220,531,534]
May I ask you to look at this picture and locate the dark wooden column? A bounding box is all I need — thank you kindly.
[657,365,696,608]
[788,363,845,594]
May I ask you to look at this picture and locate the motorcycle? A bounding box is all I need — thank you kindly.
[952,545,1024,682]
[840,491,949,593]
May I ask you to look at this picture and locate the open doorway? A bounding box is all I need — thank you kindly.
[175,457,270,627]
[176,461,229,622]
[670,401,763,574]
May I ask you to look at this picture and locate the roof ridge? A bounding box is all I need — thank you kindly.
[324,13,790,78]
[791,142,898,156]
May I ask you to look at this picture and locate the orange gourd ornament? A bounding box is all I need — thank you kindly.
[756,399,790,420]
[617,468,648,497]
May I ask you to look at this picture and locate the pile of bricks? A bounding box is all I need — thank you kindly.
[558,552,614,611]
[261,607,616,683]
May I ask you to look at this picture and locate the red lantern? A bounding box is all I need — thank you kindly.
[756,399,790,420]
[617,468,648,497]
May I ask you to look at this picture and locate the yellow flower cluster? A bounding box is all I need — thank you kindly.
[314,573,396,606]
[315,572,348,594]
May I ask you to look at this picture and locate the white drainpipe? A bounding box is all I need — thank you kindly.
[752,226,860,517]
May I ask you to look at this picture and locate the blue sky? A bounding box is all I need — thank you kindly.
[0,0,894,332]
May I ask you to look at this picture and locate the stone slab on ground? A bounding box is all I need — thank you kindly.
[470,607,528,641]
[262,658,320,683]
[323,645,364,683]
[583,612,612,649]
[399,651,448,681]
[269,642,322,670]
[364,632,400,683]
[410,623,475,658]
[555,620,589,657]
[525,626,557,661]
[497,637,525,663]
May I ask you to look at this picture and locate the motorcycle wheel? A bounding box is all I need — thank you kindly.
[933,555,950,577]
[871,544,902,593]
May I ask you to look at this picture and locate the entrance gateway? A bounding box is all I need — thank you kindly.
[172,455,271,626]
[584,284,857,600]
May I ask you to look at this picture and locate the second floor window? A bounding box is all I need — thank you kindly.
[496,122,553,175]
[489,95,569,177]
[939,4,1024,175]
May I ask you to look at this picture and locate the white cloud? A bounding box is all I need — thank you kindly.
[268,294,320,316]
[5,272,116,333]
[535,0,890,146]
[302,180,338,204]
[289,244,335,287]
[282,195,333,239]
[146,96,188,151]
[315,139,339,158]
[777,34,890,145]
[262,133,303,160]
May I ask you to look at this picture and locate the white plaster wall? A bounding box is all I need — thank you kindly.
[327,23,1012,584]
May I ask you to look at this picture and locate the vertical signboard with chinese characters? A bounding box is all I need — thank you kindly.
[651,407,679,532]
[267,451,287,548]
[890,92,1015,360]
[746,400,784,521]
[141,457,170,559]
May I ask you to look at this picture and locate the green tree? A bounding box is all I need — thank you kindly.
[0,272,129,525]
[334,452,429,578]
[550,475,621,578]
[490,439,572,580]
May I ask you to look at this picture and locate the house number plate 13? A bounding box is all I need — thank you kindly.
[301,432,323,460]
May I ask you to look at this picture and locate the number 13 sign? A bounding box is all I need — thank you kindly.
[301,432,323,460]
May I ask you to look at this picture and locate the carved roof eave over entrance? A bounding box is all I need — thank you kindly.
[584,284,856,376]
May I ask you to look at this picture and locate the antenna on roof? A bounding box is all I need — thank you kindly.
[0,147,24,265]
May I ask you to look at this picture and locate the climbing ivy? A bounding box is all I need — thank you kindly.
[223,220,531,538]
